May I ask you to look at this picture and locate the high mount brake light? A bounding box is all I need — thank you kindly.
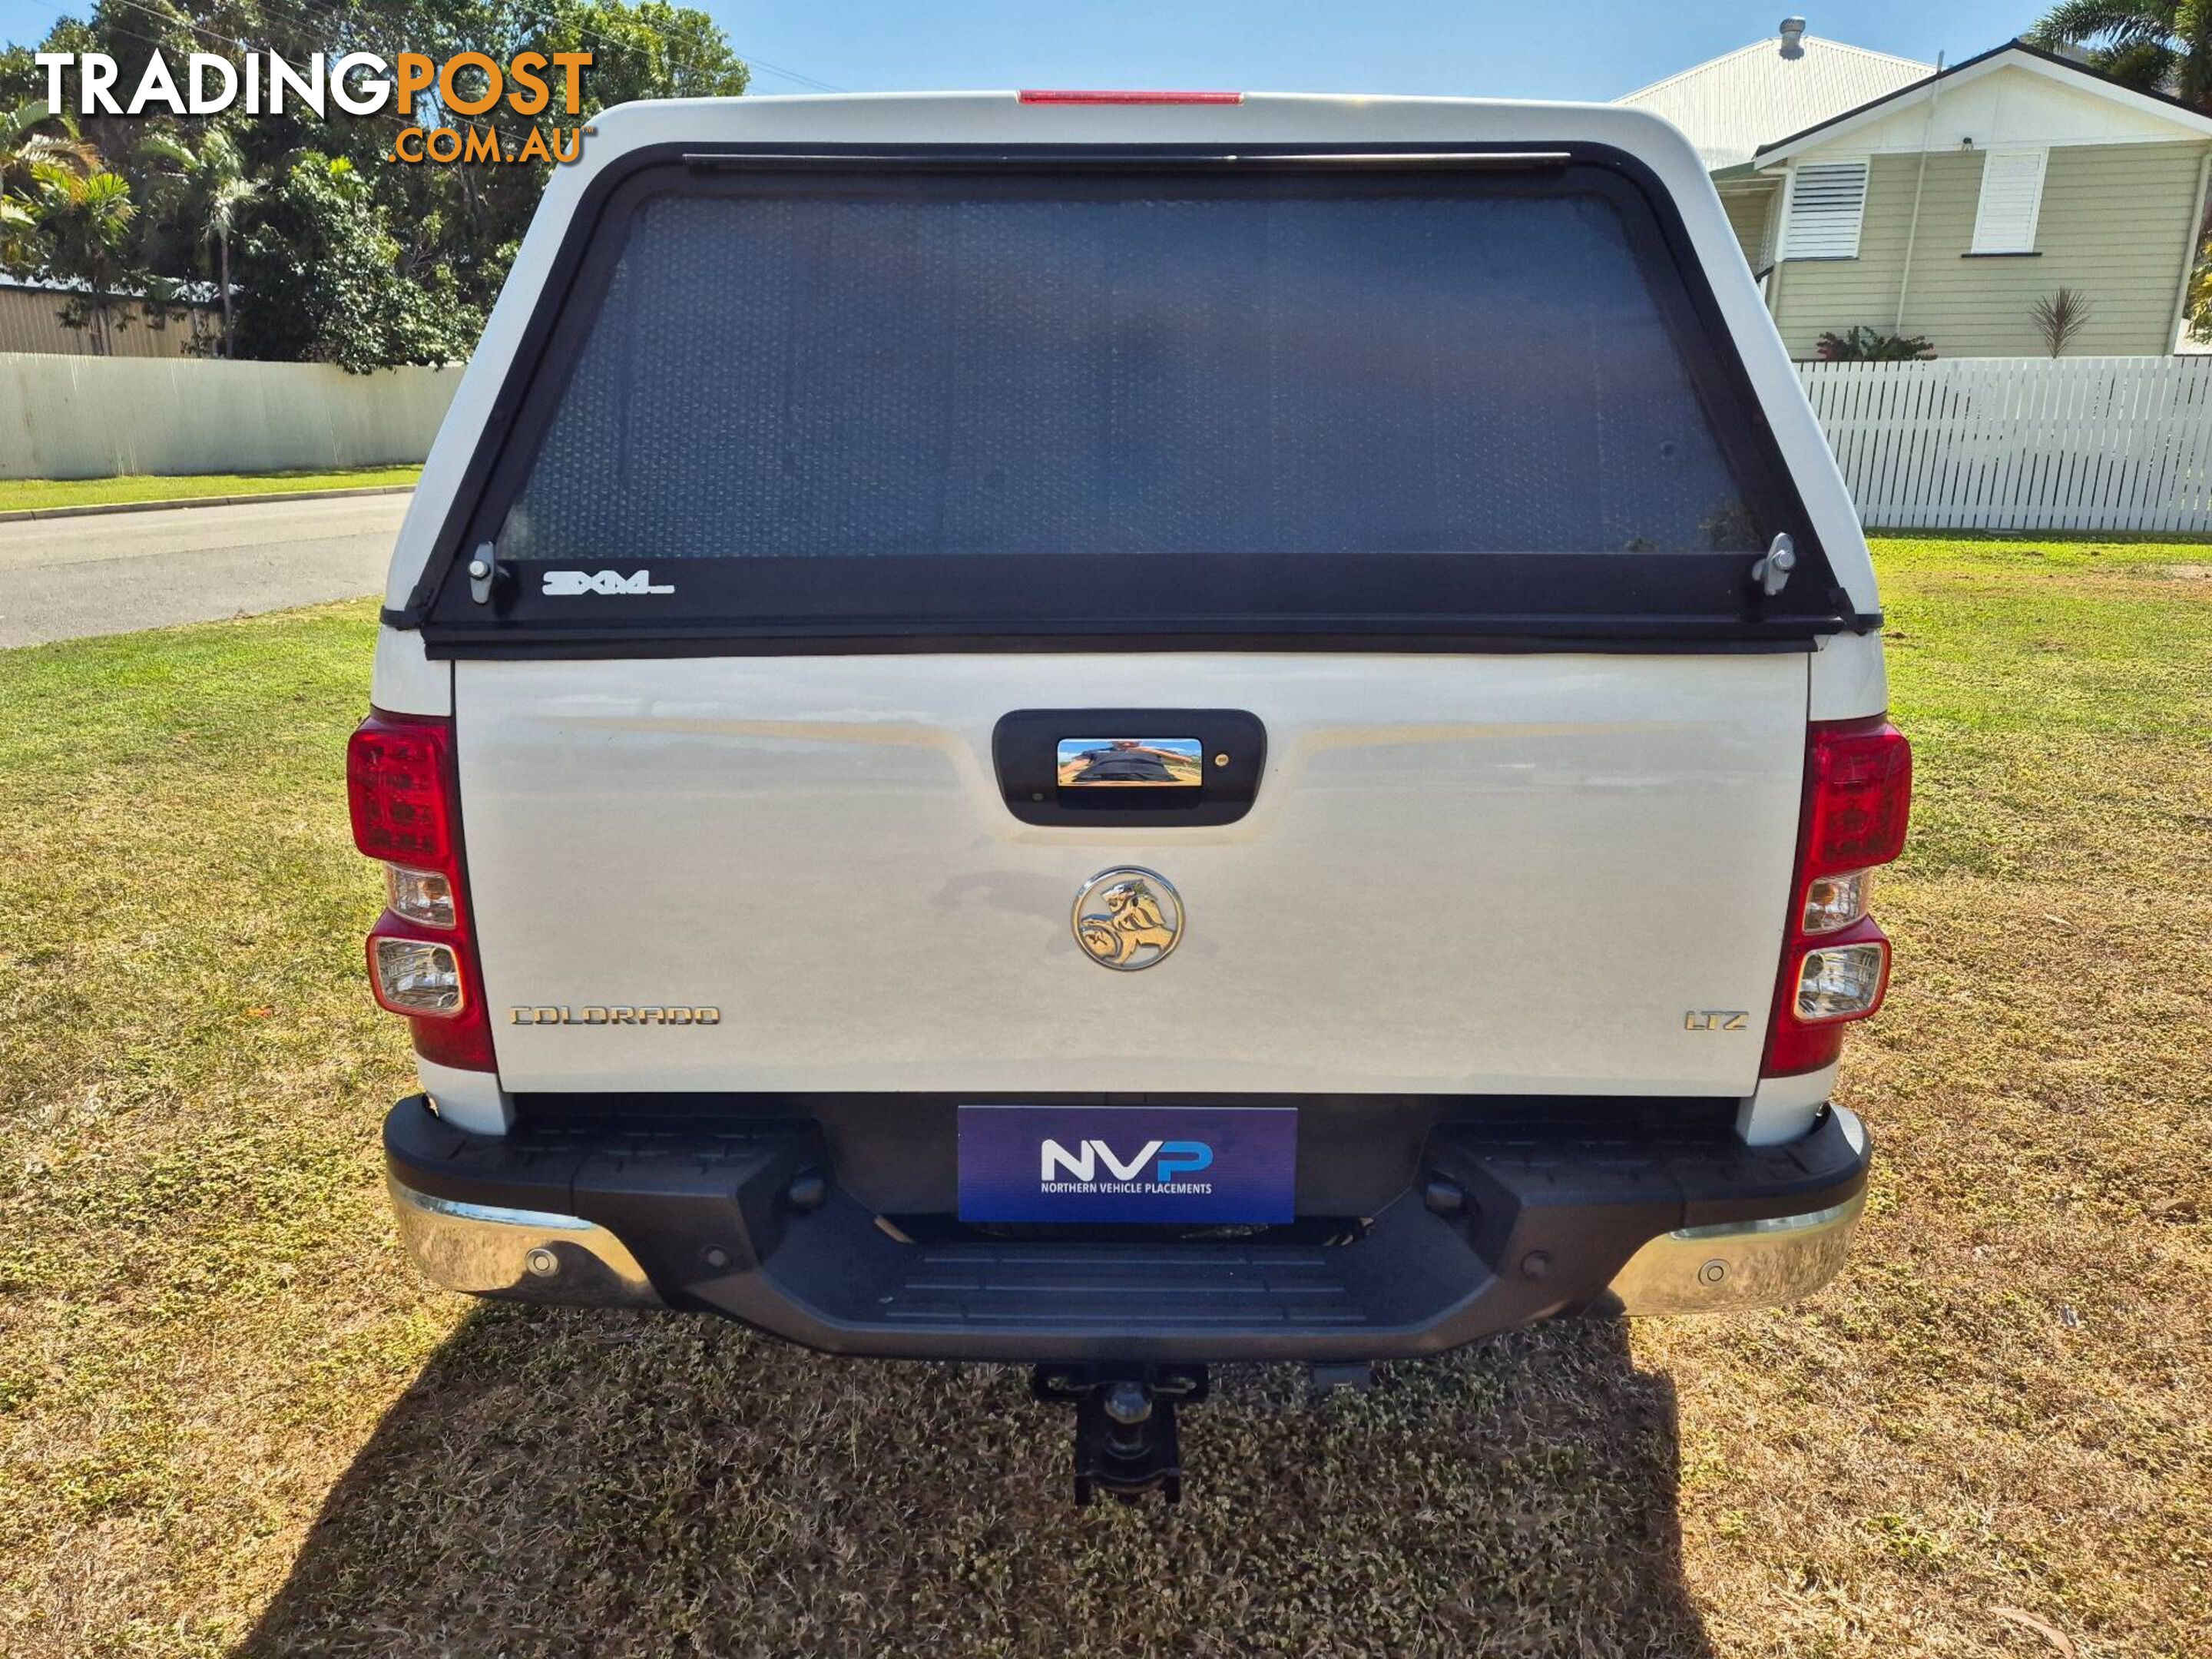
[1763,717,1912,1078]
[349,710,495,1072]
[1018,89,1244,104]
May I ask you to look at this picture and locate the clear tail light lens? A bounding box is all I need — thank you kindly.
[1794,938,1889,1021]
[1801,869,1870,934]
[370,936,465,1015]
[386,866,456,929]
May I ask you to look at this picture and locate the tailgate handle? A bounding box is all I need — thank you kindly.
[992,710,1267,827]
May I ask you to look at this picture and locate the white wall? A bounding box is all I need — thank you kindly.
[0,353,461,480]
[1791,61,2204,158]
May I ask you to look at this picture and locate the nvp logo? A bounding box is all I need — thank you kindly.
[541,568,674,597]
[1041,1138,1214,1185]
[958,1104,1289,1222]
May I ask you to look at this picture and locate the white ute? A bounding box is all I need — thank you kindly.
[354,91,1910,1503]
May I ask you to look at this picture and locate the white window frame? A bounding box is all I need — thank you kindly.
[1780,158,1870,261]
[1969,146,2048,255]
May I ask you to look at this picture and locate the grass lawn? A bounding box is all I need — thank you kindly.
[2,537,2207,1657]
[0,466,420,514]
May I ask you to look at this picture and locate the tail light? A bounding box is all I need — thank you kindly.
[1763,716,1912,1077]
[349,710,495,1071]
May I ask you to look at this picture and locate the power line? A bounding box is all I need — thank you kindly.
[730,55,843,94]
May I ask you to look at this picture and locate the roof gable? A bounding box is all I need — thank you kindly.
[1616,31,1929,170]
[1755,40,2212,164]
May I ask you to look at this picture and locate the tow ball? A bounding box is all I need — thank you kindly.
[1031,1363,1210,1505]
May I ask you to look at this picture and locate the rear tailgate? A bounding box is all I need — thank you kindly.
[402,137,1863,1106]
[457,650,1805,1096]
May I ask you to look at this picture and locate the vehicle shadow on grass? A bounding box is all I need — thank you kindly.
[242,1306,1714,1657]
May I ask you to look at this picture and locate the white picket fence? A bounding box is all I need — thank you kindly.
[1798,356,2212,533]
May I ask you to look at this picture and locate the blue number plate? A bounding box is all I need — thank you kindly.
[957,1104,1297,1224]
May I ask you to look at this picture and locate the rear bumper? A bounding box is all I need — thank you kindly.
[381,1097,1869,1363]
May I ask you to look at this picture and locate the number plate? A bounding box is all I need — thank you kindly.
[957,1104,1296,1223]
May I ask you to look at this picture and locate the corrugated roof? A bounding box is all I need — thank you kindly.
[1617,30,1932,170]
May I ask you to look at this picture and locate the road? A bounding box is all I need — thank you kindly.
[0,493,411,650]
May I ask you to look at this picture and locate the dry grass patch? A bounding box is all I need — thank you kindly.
[2,538,2208,1657]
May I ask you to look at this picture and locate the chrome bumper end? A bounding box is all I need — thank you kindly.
[1606,1190,1865,1315]
[386,1174,663,1307]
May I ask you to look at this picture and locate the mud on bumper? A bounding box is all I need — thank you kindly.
[382,1098,1869,1363]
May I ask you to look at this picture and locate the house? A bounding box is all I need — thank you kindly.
[1619,21,2212,357]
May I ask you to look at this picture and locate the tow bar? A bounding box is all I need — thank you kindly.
[1032,1363,1210,1505]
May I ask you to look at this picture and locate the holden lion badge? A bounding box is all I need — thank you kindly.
[1072,868,1184,972]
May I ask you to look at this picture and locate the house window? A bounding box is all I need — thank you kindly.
[1970,147,2047,254]
[1782,161,1869,260]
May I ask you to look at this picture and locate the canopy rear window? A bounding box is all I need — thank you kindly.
[418,152,1849,652]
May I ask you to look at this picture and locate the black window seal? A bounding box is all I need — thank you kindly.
[386,139,1869,651]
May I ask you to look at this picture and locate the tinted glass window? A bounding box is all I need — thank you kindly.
[498,176,1763,561]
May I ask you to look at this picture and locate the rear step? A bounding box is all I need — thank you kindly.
[883,1242,1366,1327]
[383,1100,1865,1362]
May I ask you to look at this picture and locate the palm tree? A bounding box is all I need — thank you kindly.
[138,128,258,358]
[2029,2,2212,111]
[28,162,137,355]
[0,195,37,273]
[0,99,97,190]
[1,99,98,274]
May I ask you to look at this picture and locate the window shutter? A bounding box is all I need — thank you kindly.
[1783,161,1869,260]
[1971,148,2047,253]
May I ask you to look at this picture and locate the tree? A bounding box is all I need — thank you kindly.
[1,97,96,190]
[544,0,751,101]
[0,0,752,366]
[1,94,98,272]
[2028,3,2212,111]
[0,194,34,270]
[137,127,257,356]
[231,153,481,371]
[26,161,137,353]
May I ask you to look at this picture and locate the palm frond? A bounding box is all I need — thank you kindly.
[135,132,200,171]
[2029,1,2180,51]
[2098,38,2183,90]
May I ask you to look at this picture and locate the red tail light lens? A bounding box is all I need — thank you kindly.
[1018,89,1244,104]
[348,710,495,1072]
[1763,717,1911,1077]
[1803,719,1912,873]
[348,716,457,864]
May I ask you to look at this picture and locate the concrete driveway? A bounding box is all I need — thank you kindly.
[0,493,412,649]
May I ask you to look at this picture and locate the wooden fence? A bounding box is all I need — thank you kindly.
[1798,356,2212,533]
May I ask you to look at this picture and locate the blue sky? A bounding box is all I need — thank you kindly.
[3,2,2043,101]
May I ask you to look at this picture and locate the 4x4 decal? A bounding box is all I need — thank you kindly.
[541,568,675,596]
